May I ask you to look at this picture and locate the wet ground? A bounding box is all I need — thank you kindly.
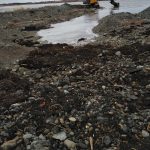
[38,0,150,45]
[0,3,87,67]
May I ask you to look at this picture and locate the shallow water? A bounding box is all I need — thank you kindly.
[38,0,150,45]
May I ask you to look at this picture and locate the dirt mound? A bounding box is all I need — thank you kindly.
[19,44,100,69]
[0,69,30,107]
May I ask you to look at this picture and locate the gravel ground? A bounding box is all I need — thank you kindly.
[0,4,150,150]
[93,7,150,47]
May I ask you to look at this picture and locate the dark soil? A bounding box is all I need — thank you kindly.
[0,69,30,107]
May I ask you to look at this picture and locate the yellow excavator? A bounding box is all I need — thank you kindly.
[83,0,100,8]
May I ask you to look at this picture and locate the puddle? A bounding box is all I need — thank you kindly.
[38,14,99,45]
[38,0,150,45]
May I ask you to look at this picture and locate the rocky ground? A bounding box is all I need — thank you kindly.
[0,4,150,150]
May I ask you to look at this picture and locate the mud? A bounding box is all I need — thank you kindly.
[0,69,30,107]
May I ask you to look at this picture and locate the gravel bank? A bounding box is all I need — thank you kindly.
[93,7,150,47]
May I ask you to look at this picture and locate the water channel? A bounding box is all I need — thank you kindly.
[38,0,150,45]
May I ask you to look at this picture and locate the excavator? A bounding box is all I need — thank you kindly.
[83,0,119,8]
[83,0,100,8]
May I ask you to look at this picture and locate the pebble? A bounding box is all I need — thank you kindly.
[23,133,33,140]
[64,90,69,94]
[103,136,111,146]
[146,84,150,89]
[69,117,77,122]
[39,134,46,140]
[142,130,149,137]
[115,51,121,57]
[120,124,128,133]
[102,85,106,90]
[30,140,49,150]
[52,131,67,141]
[60,118,65,124]
[69,132,74,136]
[64,139,76,150]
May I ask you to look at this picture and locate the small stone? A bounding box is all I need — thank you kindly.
[103,136,111,146]
[46,117,54,124]
[1,136,22,150]
[142,130,149,137]
[146,84,150,89]
[44,129,50,134]
[30,140,49,150]
[27,145,31,150]
[54,118,59,124]
[39,134,46,140]
[23,133,33,140]
[102,85,106,90]
[52,131,67,141]
[98,53,103,57]
[115,51,121,57]
[69,132,74,136]
[69,117,77,122]
[64,139,76,150]
[64,90,69,94]
[60,118,64,124]
[119,124,128,133]
[121,134,127,139]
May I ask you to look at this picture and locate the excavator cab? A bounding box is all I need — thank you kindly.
[83,0,100,8]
